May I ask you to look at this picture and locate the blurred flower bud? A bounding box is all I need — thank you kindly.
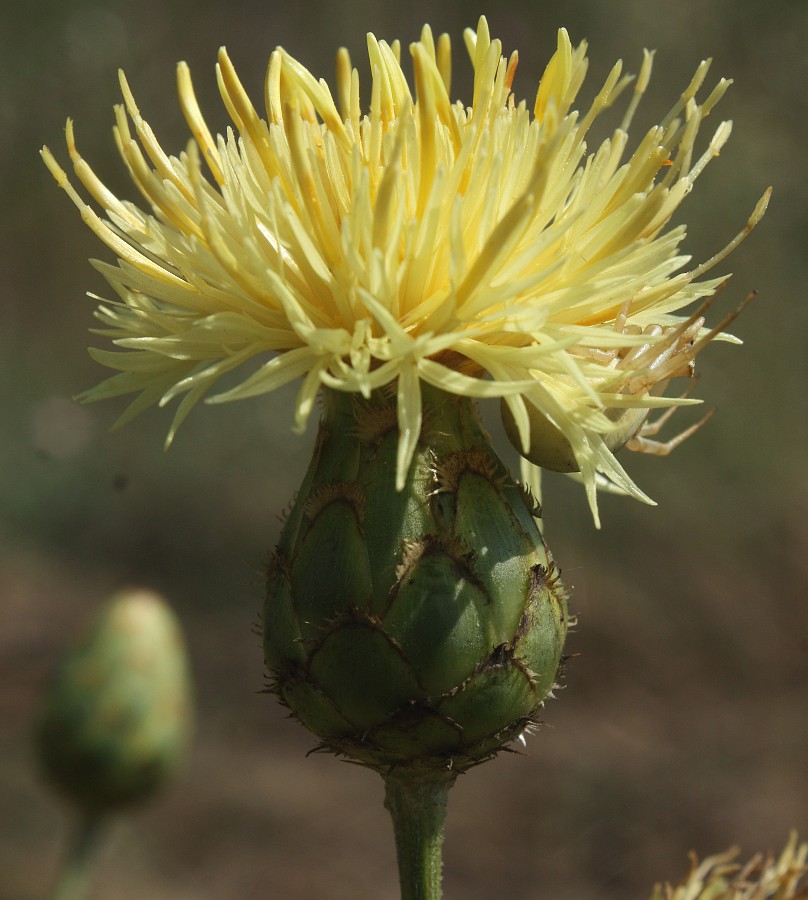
[36,589,193,815]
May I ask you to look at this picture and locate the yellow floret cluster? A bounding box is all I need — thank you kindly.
[43,17,768,522]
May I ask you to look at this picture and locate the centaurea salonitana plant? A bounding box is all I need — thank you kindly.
[44,18,769,898]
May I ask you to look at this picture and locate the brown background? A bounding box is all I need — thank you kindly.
[2,0,806,897]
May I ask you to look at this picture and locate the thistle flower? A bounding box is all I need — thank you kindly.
[44,22,773,899]
[43,17,768,524]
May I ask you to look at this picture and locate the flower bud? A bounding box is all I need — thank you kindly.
[36,589,193,815]
[500,396,651,473]
[265,385,568,773]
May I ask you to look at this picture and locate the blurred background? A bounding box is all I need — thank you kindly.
[2,0,806,896]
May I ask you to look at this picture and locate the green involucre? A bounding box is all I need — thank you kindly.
[265,385,568,773]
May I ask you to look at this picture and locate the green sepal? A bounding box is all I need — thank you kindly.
[309,392,362,484]
[278,667,356,740]
[362,438,434,618]
[290,493,372,641]
[369,707,464,761]
[513,566,567,697]
[451,468,532,643]
[308,622,424,732]
[264,554,305,669]
[383,544,491,696]
[438,661,536,747]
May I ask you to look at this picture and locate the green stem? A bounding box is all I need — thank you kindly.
[383,770,455,900]
[51,815,104,900]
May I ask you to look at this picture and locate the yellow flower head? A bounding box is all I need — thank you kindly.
[43,18,768,523]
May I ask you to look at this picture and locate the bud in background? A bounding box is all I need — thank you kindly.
[36,588,193,816]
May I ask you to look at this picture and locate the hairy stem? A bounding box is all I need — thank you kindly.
[384,770,456,900]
